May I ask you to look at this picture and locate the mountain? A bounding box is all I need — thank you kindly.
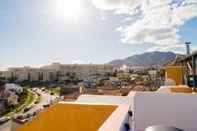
[108,51,178,68]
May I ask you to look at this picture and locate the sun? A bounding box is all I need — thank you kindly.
[55,0,83,21]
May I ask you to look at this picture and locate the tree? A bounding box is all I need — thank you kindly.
[8,77,17,83]
[144,80,153,87]
[0,77,5,81]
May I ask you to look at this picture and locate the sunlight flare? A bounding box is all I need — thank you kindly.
[55,0,83,21]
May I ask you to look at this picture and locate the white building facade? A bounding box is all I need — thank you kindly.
[1,63,113,82]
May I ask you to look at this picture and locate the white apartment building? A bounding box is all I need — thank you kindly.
[42,63,113,81]
[0,71,2,78]
[29,69,40,81]
[41,70,57,82]
[1,63,113,82]
[9,67,30,81]
[1,71,13,80]
[15,88,197,131]
[63,64,112,80]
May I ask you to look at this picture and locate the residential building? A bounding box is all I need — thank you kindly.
[29,69,40,81]
[0,71,2,78]
[0,99,7,116]
[148,70,157,80]
[9,67,30,81]
[1,71,13,81]
[41,63,113,82]
[7,93,18,106]
[164,50,197,87]
[43,70,57,82]
[119,65,130,73]
[15,90,197,131]
[165,66,185,85]
[5,84,23,94]
[14,62,197,131]
[2,63,113,82]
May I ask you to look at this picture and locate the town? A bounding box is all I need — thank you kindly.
[0,45,196,131]
[1,0,197,131]
[0,62,163,123]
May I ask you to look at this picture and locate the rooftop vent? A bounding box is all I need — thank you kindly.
[185,42,191,55]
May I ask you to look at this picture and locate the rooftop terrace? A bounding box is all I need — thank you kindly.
[16,103,117,131]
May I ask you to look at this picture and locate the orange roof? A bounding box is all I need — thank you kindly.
[17,103,117,131]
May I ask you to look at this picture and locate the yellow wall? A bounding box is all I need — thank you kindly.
[17,103,117,131]
[158,86,192,93]
[165,66,185,85]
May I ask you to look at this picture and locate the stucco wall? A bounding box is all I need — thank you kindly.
[98,105,130,131]
[165,66,185,85]
[130,92,197,131]
[77,95,129,105]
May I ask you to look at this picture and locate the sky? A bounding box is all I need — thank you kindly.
[0,0,197,70]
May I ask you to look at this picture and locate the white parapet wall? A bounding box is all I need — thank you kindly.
[98,104,130,131]
[77,95,131,131]
[75,92,197,131]
[76,95,129,105]
[129,92,197,131]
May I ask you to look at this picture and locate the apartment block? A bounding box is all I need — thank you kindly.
[42,70,57,82]
[9,67,30,81]
[1,71,13,80]
[1,63,113,82]
[16,90,197,131]
[42,63,113,81]
[29,70,40,81]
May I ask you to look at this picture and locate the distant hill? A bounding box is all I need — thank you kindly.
[108,51,178,68]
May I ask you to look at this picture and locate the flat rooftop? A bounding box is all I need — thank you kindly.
[16,103,117,131]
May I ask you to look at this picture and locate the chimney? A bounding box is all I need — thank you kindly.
[185,42,191,55]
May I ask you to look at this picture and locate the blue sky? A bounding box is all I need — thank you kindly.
[0,0,197,70]
[180,18,197,45]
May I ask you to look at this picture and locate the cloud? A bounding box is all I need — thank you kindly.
[91,0,197,53]
[91,0,140,10]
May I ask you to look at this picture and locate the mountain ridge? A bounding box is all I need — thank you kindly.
[108,51,179,68]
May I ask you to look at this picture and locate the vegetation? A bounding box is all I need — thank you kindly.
[2,88,35,117]
[7,76,17,83]
[48,87,61,96]
[0,77,5,81]
[17,80,31,87]
[23,89,34,108]
[149,87,160,92]
[35,93,41,103]
[144,80,154,87]
[16,81,50,88]
[118,73,131,82]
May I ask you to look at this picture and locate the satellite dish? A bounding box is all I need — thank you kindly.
[145,125,184,131]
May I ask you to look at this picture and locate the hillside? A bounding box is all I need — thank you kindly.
[109,51,177,68]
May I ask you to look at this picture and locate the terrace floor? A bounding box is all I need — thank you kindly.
[16,102,117,131]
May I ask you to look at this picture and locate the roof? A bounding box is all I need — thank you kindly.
[158,86,193,93]
[76,95,129,105]
[163,55,186,66]
[178,50,197,62]
[16,103,117,131]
